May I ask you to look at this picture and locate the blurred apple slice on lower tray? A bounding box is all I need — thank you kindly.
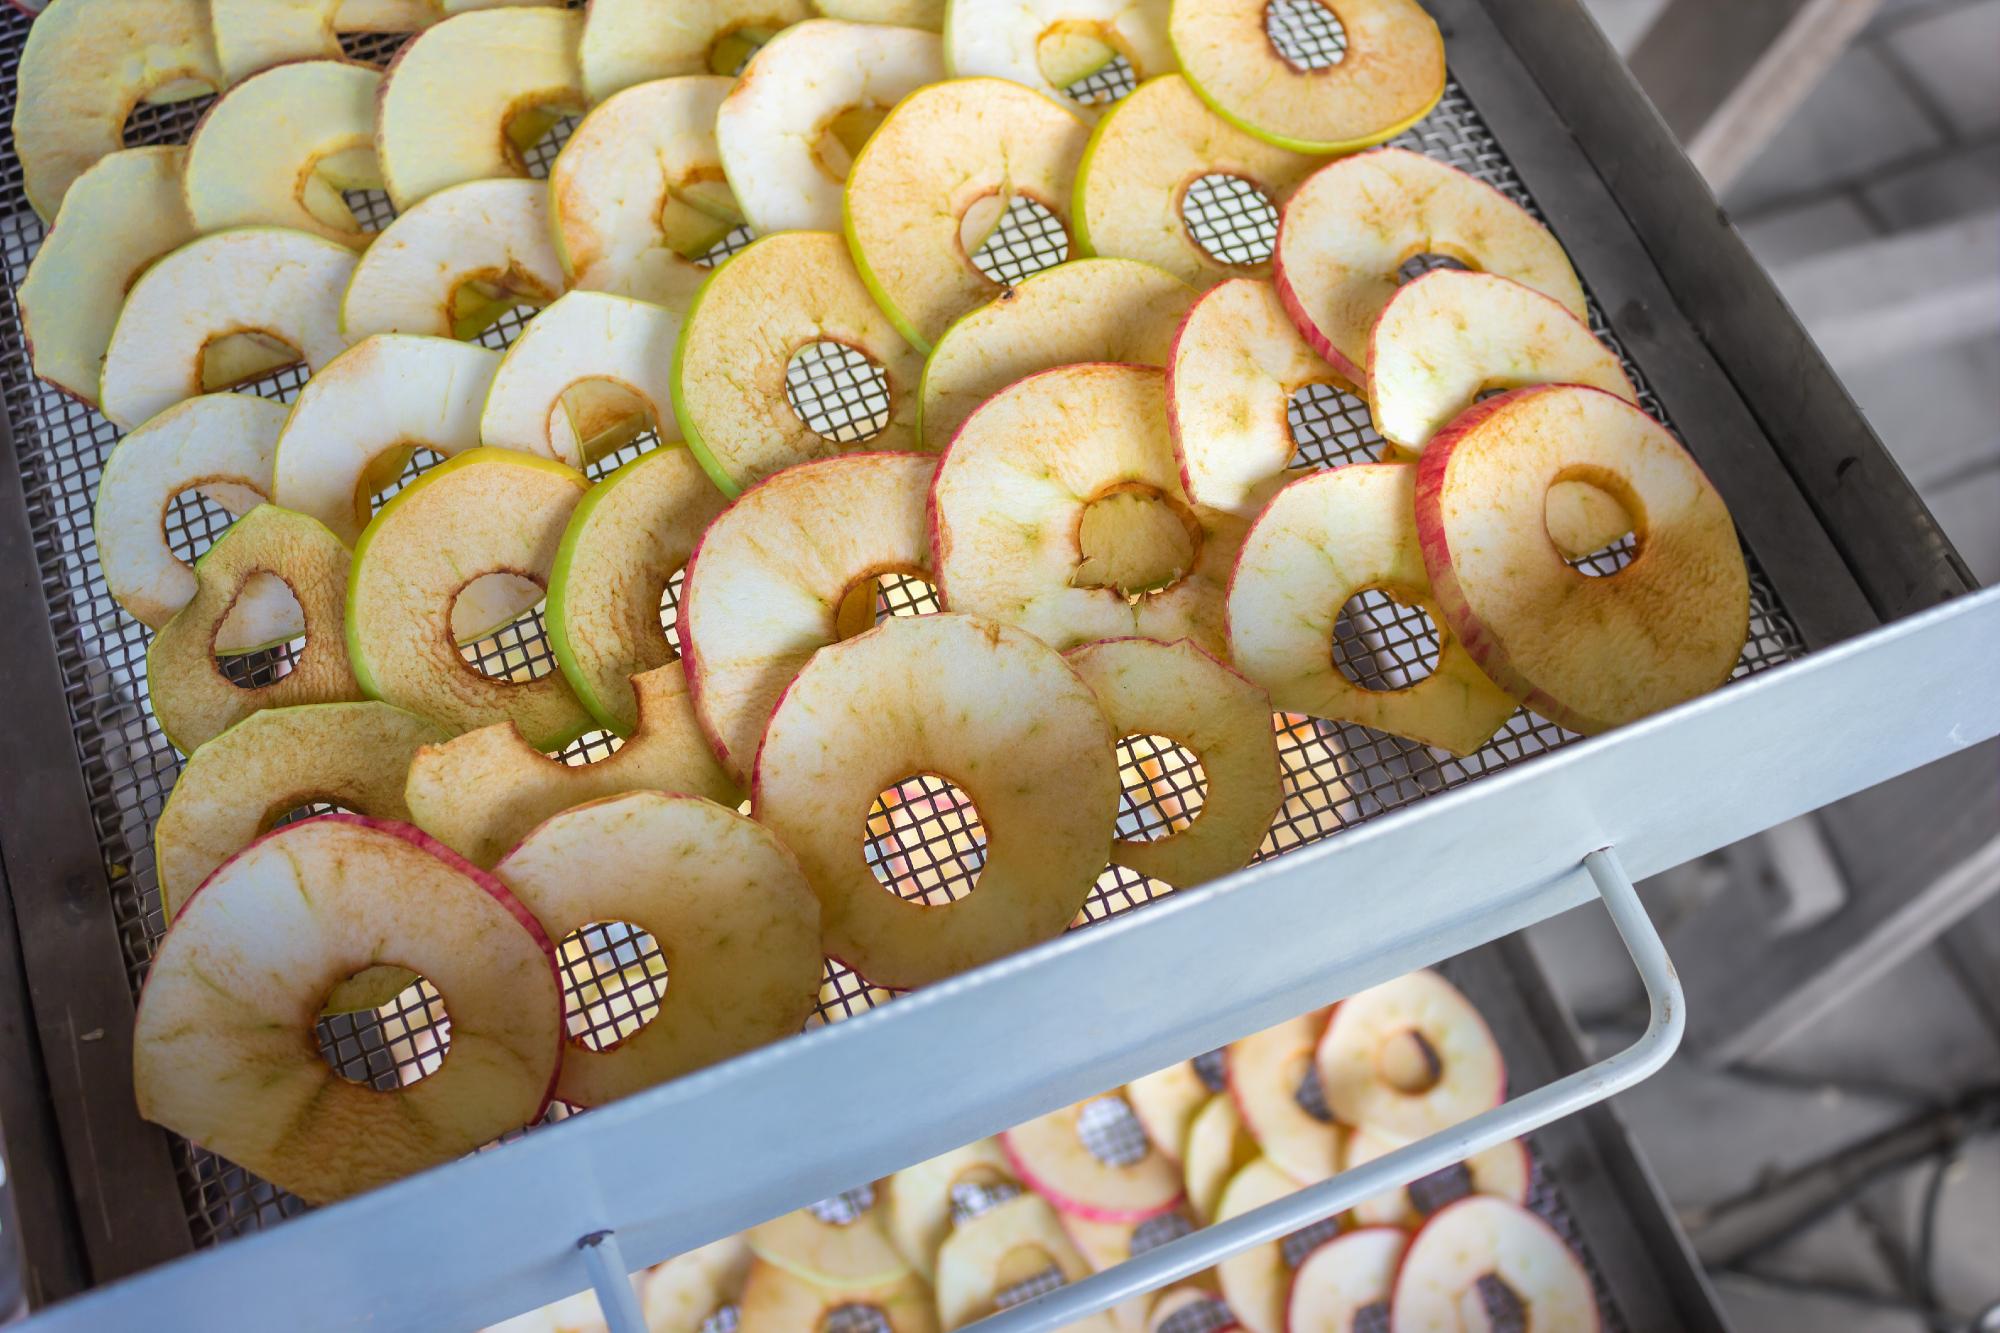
[1213,1157,1299,1333]
[884,1139,1020,1279]
[1125,1059,1212,1165]
[1183,1092,1259,1225]
[1315,971,1504,1142]
[643,1236,753,1333]
[1227,1011,1344,1184]
[935,1194,1115,1331]
[1145,1287,1233,1333]
[739,1257,938,1333]
[1285,1228,1407,1333]
[1345,1129,1530,1230]
[1390,1197,1599,1333]
[749,1195,911,1287]
[1002,1097,1184,1223]
[578,0,813,104]
[343,179,567,340]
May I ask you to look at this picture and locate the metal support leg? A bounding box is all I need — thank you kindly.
[578,1230,647,1333]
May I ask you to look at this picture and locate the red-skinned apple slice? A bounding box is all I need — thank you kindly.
[738,1259,939,1333]
[1286,1228,1406,1333]
[131,814,563,1204]
[1003,1096,1184,1223]
[1183,1092,1259,1225]
[884,1139,1020,1279]
[935,1194,1115,1331]
[1125,1060,1211,1164]
[748,1197,910,1287]
[1345,1129,1530,1229]
[1227,1011,1343,1183]
[1272,149,1584,382]
[1390,1197,1598,1333]
[1214,1157,1298,1333]
[1416,385,1750,735]
[1316,971,1503,1141]
[643,1237,753,1333]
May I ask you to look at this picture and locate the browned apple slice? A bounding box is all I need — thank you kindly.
[1003,1097,1185,1222]
[1227,1011,1343,1183]
[1391,1197,1599,1332]
[1345,1130,1530,1229]
[884,1139,1020,1279]
[1315,970,1503,1141]
[1285,1227,1405,1332]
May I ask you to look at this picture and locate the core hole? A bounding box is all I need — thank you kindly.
[201,330,306,395]
[1377,1028,1444,1095]
[456,576,561,682]
[1074,489,1199,599]
[811,103,890,182]
[1156,1297,1237,1333]
[1114,733,1209,842]
[1180,174,1279,269]
[835,570,940,640]
[1035,25,1139,107]
[949,1175,1024,1225]
[1332,588,1440,692]
[697,1306,741,1333]
[1265,0,1350,71]
[821,1305,892,1333]
[553,379,653,466]
[807,1183,875,1225]
[1468,1275,1528,1333]
[1076,1095,1151,1167]
[866,775,988,905]
[1545,479,1639,577]
[1132,1211,1195,1254]
[961,193,1071,287]
[121,85,218,149]
[994,1258,1067,1312]
[1397,252,1472,285]
[314,974,450,1089]
[659,566,688,658]
[557,920,667,1051]
[267,799,355,831]
[511,106,581,180]
[1280,1214,1344,1269]
[1407,1161,1474,1216]
[785,341,893,444]
[551,729,629,767]
[1294,1057,1335,1122]
[1286,380,1381,470]
[211,577,306,690]
[368,446,447,517]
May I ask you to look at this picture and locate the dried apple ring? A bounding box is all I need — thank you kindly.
[343,179,567,341]
[1315,969,1504,1140]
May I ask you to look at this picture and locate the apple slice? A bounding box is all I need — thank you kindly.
[481,291,685,468]
[1146,1288,1233,1333]
[12,0,221,219]
[818,0,943,26]
[99,228,357,430]
[147,505,365,754]
[739,1259,938,1333]
[749,1197,910,1287]
[1061,1211,1184,1332]
[1003,1097,1183,1223]
[1067,637,1282,889]
[673,231,924,495]
[942,0,1172,114]
[18,147,196,406]
[377,7,585,211]
[935,1194,1112,1331]
[719,20,943,235]
[883,1139,1020,1279]
[1285,1228,1406,1333]
[494,790,820,1107]
[1075,75,1315,289]
[1166,277,1340,518]
[919,258,1195,449]
[347,449,593,749]
[931,362,1246,655]
[679,452,934,780]
[844,78,1090,352]
[343,179,567,341]
[1227,1012,1343,1184]
[1214,1157,1298,1333]
[1315,971,1503,1141]
[1125,1060,1211,1164]
[580,0,813,103]
[1274,149,1585,383]
[1345,1130,1530,1229]
[643,1236,753,1332]
[1390,1197,1598,1333]
[1226,464,1519,756]
[752,612,1118,988]
[1417,385,1751,735]
[406,664,740,867]
[1169,0,1442,155]
[1183,1093,1259,1225]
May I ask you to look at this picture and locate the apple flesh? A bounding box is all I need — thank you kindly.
[1226,1011,1344,1184]
[934,1193,1113,1331]
[748,1196,911,1288]
[1002,1097,1185,1223]
[943,0,1172,115]
[1285,1228,1407,1333]
[738,1258,939,1332]
[1390,1197,1599,1333]
[1182,1092,1259,1225]
[578,0,814,104]
[1345,1130,1530,1230]
[883,1139,1020,1279]
[343,178,567,341]
[481,290,685,468]
[1124,1060,1210,1165]
[1213,1157,1299,1333]
[1315,970,1504,1141]
[642,1236,753,1332]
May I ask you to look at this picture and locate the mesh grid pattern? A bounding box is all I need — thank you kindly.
[786,342,894,444]
[1181,175,1281,269]
[1266,0,1351,70]
[1061,53,1138,107]
[1075,1096,1151,1167]
[559,921,669,1052]
[969,194,1072,286]
[824,1304,893,1333]
[1115,733,1209,842]
[1157,1296,1237,1333]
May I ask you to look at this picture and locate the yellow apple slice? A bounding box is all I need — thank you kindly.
[1214,1157,1298,1333]
[377,6,585,211]
[343,179,568,340]
[132,815,562,1204]
[406,664,740,867]
[1066,637,1281,888]
[1315,970,1504,1141]
[580,0,812,101]
[482,291,683,468]
[942,0,1170,113]
[1003,1097,1184,1222]
[1169,0,1443,155]
[1227,1012,1343,1184]
[883,1140,1019,1279]
[643,1237,753,1333]
[100,228,357,430]
[210,0,437,85]
[18,147,196,407]
[750,1198,909,1287]
[347,449,593,748]
[919,258,1195,448]
[12,0,221,219]
[1226,463,1519,756]
[1183,1093,1258,1225]
[935,1194,1111,1331]
[931,362,1245,655]
[752,613,1117,988]
[739,1260,939,1333]
[1284,1227,1405,1332]
[1125,1060,1209,1164]
[844,78,1090,352]
[1345,1129,1530,1229]
[1392,1197,1599,1333]
[818,0,944,28]
[1417,386,1750,735]
[1274,149,1585,383]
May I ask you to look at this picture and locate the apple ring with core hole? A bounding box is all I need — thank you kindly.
[343,179,568,341]
[547,448,728,736]
[1274,149,1584,383]
[884,1139,1019,1279]
[377,7,584,212]
[1227,1011,1343,1183]
[1183,1093,1259,1224]
[99,227,356,431]
[739,1259,939,1333]
[936,1194,1114,1331]
[1315,970,1504,1140]
[1227,463,1519,757]
[1002,1097,1184,1222]
[942,0,1173,116]
[719,20,944,235]
[1344,1129,1529,1229]
[1417,385,1750,735]
[347,449,593,750]
[406,665,740,867]
[1285,1227,1406,1333]
[1075,75,1316,289]
[752,612,1118,988]
[1169,0,1442,156]
[1066,637,1281,888]
[184,60,383,247]
[818,0,944,28]
[680,452,936,781]
[1214,1157,1299,1333]
[674,231,924,495]
[643,1236,753,1333]
[550,75,739,315]
[919,258,1195,449]
[1167,277,1341,518]
[147,506,365,755]
[12,0,221,219]
[481,291,685,468]
[844,78,1091,353]
[493,791,821,1107]
[1125,1060,1210,1164]
[580,0,814,105]
[19,147,195,407]
[932,363,1247,655]
[132,815,562,1204]
[1391,1197,1599,1333]
[749,1197,910,1287]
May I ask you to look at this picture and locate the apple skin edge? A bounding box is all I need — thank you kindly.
[668,256,750,501]
[1390,1197,1604,1333]
[997,1128,1187,1226]
[1281,1226,1408,1333]
[1269,215,1364,386]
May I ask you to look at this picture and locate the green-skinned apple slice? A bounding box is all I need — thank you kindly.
[817,0,944,28]
[679,452,934,781]
[1125,1060,1209,1165]
[1274,149,1585,383]
[1003,1097,1184,1222]
[1066,637,1280,888]
[1285,1228,1405,1332]
[1227,1011,1343,1184]
[1345,1129,1529,1229]
[482,291,684,469]
[919,258,1194,448]
[147,505,366,754]
[749,1198,910,1288]
[405,664,739,867]
[1226,463,1519,756]
[740,1261,938,1333]
[1214,1157,1297,1333]
[643,1237,753,1332]
[883,1139,1019,1279]
[343,179,567,341]
[376,7,584,212]
[718,20,942,235]
[936,1194,1113,1331]
[1416,385,1750,735]
[547,447,727,736]
[1183,1093,1257,1224]
[844,78,1090,353]
[673,231,924,495]
[931,362,1245,654]
[1169,0,1442,155]
[1392,1198,1600,1332]
[1316,970,1503,1141]
[580,0,812,103]
[132,814,562,1204]
[18,147,196,407]
[100,227,357,430]
[943,0,1171,114]
[347,448,593,749]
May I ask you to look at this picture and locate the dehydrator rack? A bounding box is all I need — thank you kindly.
[0,0,1992,1329]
